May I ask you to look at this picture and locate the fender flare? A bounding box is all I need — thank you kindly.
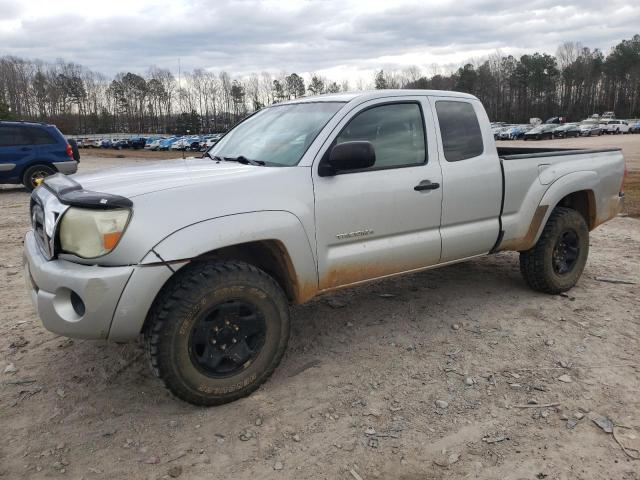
[142,210,319,300]
[530,171,597,247]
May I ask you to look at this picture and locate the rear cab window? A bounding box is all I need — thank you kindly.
[434,100,484,162]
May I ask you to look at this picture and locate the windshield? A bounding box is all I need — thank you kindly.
[209,102,345,166]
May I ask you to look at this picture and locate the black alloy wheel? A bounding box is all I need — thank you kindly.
[551,230,580,275]
[188,299,266,378]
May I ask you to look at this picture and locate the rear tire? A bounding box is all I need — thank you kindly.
[519,207,589,294]
[22,164,56,191]
[145,260,290,406]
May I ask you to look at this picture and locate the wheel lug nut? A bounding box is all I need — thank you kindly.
[212,339,217,344]
[232,338,237,343]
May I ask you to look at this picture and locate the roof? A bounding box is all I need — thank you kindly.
[0,120,52,127]
[279,89,478,105]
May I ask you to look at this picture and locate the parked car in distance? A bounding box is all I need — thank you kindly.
[495,125,515,140]
[497,125,516,140]
[158,137,179,151]
[188,138,202,151]
[0,121,79,190]
[24,90,625,406]
[510,124,533,139]
[553,123,581,138]
[579,122,602,136]
[145,138,166,150]
[125,137,147,149]
[600,119,630,134]
[170,137,190,151]
[523,123,556,140]
[545,116,567,124]
[200,135,222,150]
[630,121,640,133]
[112,139,129,149]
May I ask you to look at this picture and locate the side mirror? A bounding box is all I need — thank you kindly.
[319,141,376,176]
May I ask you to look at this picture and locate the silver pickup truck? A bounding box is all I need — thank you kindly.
[23,90,626,405]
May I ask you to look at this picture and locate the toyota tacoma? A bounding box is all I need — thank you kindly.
[23,90,626,405]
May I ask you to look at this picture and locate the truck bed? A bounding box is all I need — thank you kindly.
[495,146,625,253]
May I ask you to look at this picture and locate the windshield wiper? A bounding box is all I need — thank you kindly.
[223,155,265,166]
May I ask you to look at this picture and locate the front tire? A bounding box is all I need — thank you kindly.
[145,260,290,406]
[519,207,589,294]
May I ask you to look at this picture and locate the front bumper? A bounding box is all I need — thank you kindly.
[24,231,177,341]
[24,230,134,339]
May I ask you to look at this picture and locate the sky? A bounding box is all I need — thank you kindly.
[1,0,639,83]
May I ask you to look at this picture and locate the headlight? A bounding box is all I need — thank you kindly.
[59,207,131,258]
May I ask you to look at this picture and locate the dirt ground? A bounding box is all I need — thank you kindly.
[1,136,639,480]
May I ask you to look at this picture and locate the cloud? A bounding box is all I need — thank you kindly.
[0,0,24,19]
[0,0,638,82]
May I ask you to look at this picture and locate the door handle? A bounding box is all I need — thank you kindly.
[414,180,440,191]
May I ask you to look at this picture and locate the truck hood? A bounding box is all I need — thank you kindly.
[72,158,263,198]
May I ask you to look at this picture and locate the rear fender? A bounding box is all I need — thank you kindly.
[530,171,598,247]
[499,171,598,252]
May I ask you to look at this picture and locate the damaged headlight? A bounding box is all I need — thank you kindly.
[59,207,131,258]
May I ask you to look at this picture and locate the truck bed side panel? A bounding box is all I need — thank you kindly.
[498,149,624,251]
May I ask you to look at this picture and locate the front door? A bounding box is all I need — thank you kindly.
[312,97,443,290]
[0,125,35,180]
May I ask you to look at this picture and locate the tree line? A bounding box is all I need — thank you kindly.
[1,34,639,134]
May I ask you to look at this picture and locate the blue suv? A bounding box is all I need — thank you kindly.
[0,121,79,191]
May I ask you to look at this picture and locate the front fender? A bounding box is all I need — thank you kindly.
[143,210,318,299]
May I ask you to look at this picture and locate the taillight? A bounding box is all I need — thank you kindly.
[65,144,73,159]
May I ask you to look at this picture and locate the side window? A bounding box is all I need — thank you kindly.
[0,126,30,146]
[26,127,56,145]
[336,103,426,169]
[435,101,484,162]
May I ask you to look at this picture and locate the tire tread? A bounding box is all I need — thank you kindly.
[519,207,588,294]
[144,260,289,406]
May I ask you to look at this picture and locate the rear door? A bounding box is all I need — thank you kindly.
[428,97,502,262]
[312,96,443,290]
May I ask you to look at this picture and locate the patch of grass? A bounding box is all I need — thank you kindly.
[623,170,640,218]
